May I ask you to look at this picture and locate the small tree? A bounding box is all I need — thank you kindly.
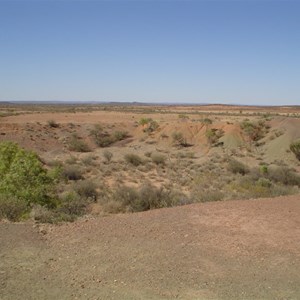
[0,142,58,207]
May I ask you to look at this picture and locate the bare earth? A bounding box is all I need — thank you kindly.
[1,195,300,300]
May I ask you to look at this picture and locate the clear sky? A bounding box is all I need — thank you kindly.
[0,0,299,105]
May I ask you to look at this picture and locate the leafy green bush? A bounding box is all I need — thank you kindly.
[139,118,159,133]
[290,140,300,160]
[0,142,58,208]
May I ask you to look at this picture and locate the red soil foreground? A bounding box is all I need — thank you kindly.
[1,195,300,299]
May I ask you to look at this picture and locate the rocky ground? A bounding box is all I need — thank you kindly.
[1,195,300,300]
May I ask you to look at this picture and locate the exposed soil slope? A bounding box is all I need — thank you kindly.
[1,195,300,300]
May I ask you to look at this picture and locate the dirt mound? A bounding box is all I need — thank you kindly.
[1,195,300,299]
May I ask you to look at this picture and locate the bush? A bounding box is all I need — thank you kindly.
[290,140,300,160]
[110,183,178,212]
[113,131,129,141]
[0,142,57,207]
[205,128,224,146]
[59,192,88,216]
[47,120,59,128]
[240,120,267,142]
[68,134,90,152]
[190,189,224,203]
[172,132,190,147]
[201,118,213,126]
[151,153,166,165]
[228,159,249,175]
[74,180,97,201]
[103,150,113,163]
[0,195,28,221]
[32,205,76,224]
[124,153,144,166]
[139,118,159,133]
[267,166,300,186]
[62,165,83,180]
[90,125,129,147]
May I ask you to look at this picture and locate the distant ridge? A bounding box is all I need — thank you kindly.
[0,100,299,108]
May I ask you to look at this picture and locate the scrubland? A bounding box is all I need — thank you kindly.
[1,104,300,299]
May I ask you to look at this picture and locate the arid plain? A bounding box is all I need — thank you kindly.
[0,103,300,299]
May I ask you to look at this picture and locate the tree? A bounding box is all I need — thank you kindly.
[0,142,58,207]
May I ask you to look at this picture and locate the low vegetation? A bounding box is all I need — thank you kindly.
[124,153,144,166]
[90,124,129,147]
[68,134,90,152]
[240,119,268,143]
[290,140,300,160]
[1,108,300,224]
[139,118,159,133]
[0,142,59,221]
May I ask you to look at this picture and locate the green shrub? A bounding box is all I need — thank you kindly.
[124,153,144,166]
[201,118,213,126]
[257,178,272,188]
[139,117,152,126]
[205,128,224,146]
[290,140,300,160]
[0,142,57,207]
[68,134,90,152]
[139,118,159,133]
[90,125,129,147]
[240,120,267,142]
[259,164,268,175]
[178,114,189,120]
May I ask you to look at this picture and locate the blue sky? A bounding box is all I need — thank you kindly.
[0,0,299,105]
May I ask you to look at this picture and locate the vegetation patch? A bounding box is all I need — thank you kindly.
[68,134,90,152]
[290,140,300,160]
